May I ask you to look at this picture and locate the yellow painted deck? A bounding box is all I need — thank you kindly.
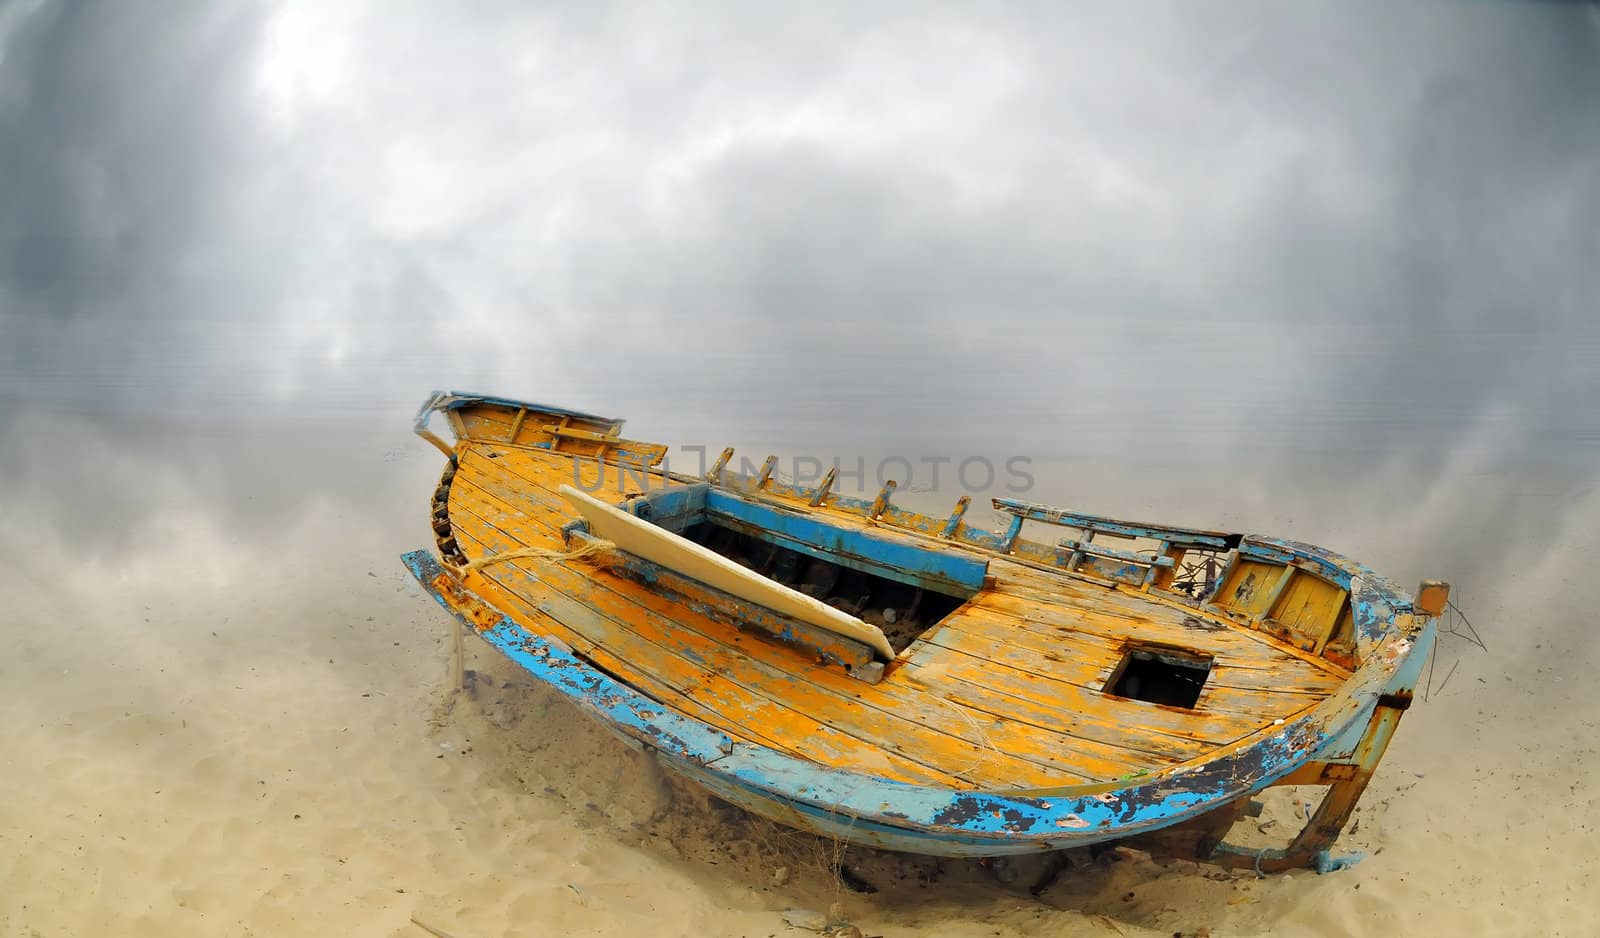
[439,435,1351,793]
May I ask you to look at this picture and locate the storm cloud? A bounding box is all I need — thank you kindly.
[2,0,1596,461]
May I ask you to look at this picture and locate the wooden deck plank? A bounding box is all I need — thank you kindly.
[711,460,1346,681]
[899,653,1232,748]
[449,484,1104,787]
[976,579,1348,681]
[962,584,1315,671]
[449,480,1170,784]
[468,445,1299,673]
[978,584,1278,658]
[442,533,806,758]
[443,443,1348,786]
[461,446,1331,733]
[895,645,1218,758]
[993,562,1352,677]
[478,439,1326,669]
[921,624,1324,722]
[457,405,619,439]
[451,468,1193,784]
[934,611,1344,699]
[450,502,990,786]
[467,445,668,497]
[449,527,965,788]
[899,644,1301,750]
[905,666,1209,765]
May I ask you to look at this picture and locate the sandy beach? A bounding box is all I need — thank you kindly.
[1,415,1593,937]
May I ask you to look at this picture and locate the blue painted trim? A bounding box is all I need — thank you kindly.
[419,389,623,427]
[703,489,988,595]
[1057,538,1176,569]
[998,515,1025,553]
[622,483,709,533]
[400,548,1418,855]
[993,498,1232,550]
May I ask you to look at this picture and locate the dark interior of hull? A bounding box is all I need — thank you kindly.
[1106,647,1214,709]
[677,519,971,653]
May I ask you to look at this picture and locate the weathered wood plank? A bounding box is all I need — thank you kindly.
[451,467,1203,774]
[449,526,966,787]
[896,645,1242,748]
[448,487,1108,786]
[445,531,815,760]
[442,443,1346,787]
[479,444,1346,701]
[916,624,1317,724]
[932,612,1342,698]
[992,498,1232,549]
[985,562,1351,677]
[896,648,1217,758]
[449,474,1204,783]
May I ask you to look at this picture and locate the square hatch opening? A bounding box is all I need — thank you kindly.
[1106,646,1212,709]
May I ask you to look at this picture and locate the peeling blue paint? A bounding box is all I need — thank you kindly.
[703,489,988,595]
[422,388,623,427]
[400,548,1421,857]
[994,498,1232,550]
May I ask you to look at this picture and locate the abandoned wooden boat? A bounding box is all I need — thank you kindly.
[402,390,1444,870]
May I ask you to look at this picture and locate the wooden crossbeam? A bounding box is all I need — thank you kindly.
[993,498,1231,549]
[540,423,619,443]
[1057,538,1176,571]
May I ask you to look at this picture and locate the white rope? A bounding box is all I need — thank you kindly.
[455,537,618,575]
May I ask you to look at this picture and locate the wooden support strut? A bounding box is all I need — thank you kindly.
[998,514,1025,554]
[808,467,837,506]
[1251,564,1299,627]
[940,496,971,538]
[868,480,897,521]
[707,447,734,484]
[1310,597,1348,656]
[1063,530,1095,572]
[755,455,778,489]
[1142,542,1177,591]
[1205,693,1413,873]
[507,406,528,444]
[1149,543,1186,592]
[991,498,1231,550]
[1201,549,1240,605]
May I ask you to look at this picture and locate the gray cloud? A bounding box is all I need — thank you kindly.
[2,1,1596,465]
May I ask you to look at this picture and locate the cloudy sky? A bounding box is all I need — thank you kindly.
[2,1,1596,459]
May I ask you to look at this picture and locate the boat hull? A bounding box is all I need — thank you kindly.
[402,548,1434,860]
[401,390,1443,868]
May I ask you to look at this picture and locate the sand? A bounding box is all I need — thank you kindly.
[1,415,1595,937]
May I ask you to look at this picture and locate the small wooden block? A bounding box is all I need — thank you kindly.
[853,661,887,684]
[1414,580,1450,617]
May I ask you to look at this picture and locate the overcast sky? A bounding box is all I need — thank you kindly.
[2,1,1596,461]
